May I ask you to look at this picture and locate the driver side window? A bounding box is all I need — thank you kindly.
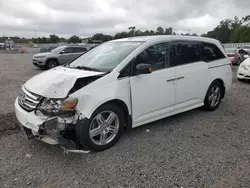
[133,42,169,73]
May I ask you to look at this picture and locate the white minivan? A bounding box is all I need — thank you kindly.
[15,36,232,152]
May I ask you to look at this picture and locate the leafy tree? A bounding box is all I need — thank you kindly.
[49,34,60,43]
[68,35,82,43]
[156,27,164,35]
[164,27,173,35]
[148,30,154,35]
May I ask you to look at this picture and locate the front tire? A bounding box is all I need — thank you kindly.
[76,103,124,152]
[203,81,222,111]
[46,60,58,69]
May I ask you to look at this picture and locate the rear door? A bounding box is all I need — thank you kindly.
[73,47,87,59]
[172,41,209,111]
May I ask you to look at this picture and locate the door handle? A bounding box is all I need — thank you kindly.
[176,76,185,80]
[166,78,176,82]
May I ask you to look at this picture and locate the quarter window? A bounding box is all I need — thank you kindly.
[201,43,226,62]
[134,42,169,72]
[170,41,201,66]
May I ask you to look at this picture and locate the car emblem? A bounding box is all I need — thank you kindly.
[19,94,26,104]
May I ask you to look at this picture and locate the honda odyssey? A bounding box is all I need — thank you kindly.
[15,36,232,153]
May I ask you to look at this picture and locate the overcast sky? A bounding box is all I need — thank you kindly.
[0,0,249,38]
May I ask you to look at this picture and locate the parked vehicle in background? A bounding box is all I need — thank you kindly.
[225,48,249,65]
[0,43,5,50]
[237,55,250,81]
[15,36,232,153]
[33,45,89,69]
[241,45,250,53]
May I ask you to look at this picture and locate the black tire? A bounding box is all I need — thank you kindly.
[75,103,124,152]
[203,80,223,111]
[46,59,58,69]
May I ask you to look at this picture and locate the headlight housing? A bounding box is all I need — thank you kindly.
[35,56,46,60]
[37,98,78,117]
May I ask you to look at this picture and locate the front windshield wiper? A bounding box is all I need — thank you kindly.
[75,66,103,72]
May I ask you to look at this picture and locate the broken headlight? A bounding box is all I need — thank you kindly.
[37,98,78,116]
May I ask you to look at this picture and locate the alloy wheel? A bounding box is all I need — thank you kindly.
[208,85,221,107]
[89,111,119,146]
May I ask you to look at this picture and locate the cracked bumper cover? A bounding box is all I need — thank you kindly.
[14,98,83,150]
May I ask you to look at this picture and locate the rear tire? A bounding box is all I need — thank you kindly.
[203,81,223,111]
[46,60,58,69]
[76,103,124,152]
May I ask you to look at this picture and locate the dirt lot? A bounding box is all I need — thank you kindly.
[0,53,250,188]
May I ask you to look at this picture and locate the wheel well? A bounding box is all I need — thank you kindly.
[214,79,225,98]
[46,58,59,65]
[100,99,132,130]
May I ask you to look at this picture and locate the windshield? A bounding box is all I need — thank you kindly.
[51,46,65,53]
[68,41,142,72]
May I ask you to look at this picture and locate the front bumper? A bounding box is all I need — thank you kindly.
[32,59,45,67]
[237,68,250,80]
[15,98,86,151]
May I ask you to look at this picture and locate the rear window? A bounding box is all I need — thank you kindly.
[201,43,226,62]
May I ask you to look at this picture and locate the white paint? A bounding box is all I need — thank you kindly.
[15,35,233,147]
[24,66,104,98]
[237,58,250,79]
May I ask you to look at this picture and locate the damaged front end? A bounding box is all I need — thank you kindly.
[21,99,90,153]
[16,67,107,153]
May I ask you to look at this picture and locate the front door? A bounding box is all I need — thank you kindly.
[130,42,176,126]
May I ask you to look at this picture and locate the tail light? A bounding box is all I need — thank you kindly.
[227,54,236,57]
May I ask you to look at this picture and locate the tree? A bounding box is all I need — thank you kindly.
[68,35,82,43]
[156,27,164,35]
[128,26,136,36]
[114,32,130,39]
[149,30,155,35]
[49,34,60,43]
[92,33,104,41]
[102,35,113,42]
[164,27,173,35]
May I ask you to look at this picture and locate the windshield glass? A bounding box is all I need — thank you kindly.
[51,46,65,53]
[68,41,142,72]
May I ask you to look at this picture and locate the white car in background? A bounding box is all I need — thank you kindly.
[15,36,232,153]
[237,55,250,81]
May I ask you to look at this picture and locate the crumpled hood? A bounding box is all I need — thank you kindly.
[24,66,104,98]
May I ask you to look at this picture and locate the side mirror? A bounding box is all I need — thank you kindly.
[135,63,152,75]
[59,51,65,54]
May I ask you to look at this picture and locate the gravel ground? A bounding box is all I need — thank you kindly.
[0,54,250,188]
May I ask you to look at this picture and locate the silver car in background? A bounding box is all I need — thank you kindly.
[33,45,89,69]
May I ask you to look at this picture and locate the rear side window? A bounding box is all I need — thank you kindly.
[201,43,226,62]
[74,47,87,53]
[170,41,201,66]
